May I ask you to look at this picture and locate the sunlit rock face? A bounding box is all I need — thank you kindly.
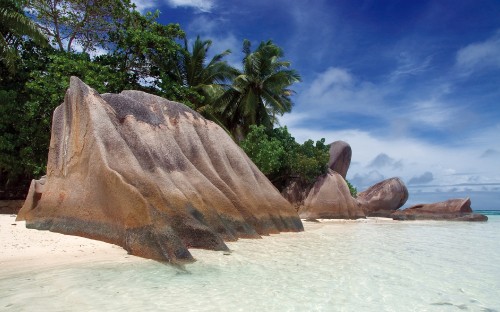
[298,170,365,219]
[17,77,303,264]
[328,140,352,179]
[392,198,488,221]
[357,177,409,217]
[283,140,353,215]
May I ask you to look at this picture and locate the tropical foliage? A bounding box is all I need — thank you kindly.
[0,0,47,71]
[168,36,238,120]
[241,125,358,197]
[26,0,131,52]
[218,40,301,140]
[240,125,330,191]
[1,1,347,199]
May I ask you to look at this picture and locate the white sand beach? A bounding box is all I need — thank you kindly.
[0,214,396,272]
[0,214,143,272]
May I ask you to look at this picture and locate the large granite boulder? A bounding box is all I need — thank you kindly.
[17,77,303,264]
[357,177,409,217]
[282,140,352,210]
[328,140,352,178]
[281,180,311,211]
[298,169,365,219]
[392,198,487,221]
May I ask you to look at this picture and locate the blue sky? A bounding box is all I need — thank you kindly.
[132,0,500,209]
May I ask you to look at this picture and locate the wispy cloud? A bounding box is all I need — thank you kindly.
[456,30,500,75]
[389,53,433,81]
[295,67,389,118]
[165,0,214,12]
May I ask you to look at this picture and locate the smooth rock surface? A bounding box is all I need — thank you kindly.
[357,177,409,217]
[298,169,365,219]
[17,77,303,264]
[392,198,488,221]
[328,140,352,178]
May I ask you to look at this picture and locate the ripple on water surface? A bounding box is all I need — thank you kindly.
[1,217,499,312]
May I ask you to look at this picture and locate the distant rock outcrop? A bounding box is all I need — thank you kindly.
[298,170,365,219]
[392,198,488,221]
[357,177,409,217]
[17,77,303,264]
[328,140,352,178]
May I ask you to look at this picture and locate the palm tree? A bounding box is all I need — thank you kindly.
[0,0,47,71]
[218,39,301,140]
[172,36,238,124]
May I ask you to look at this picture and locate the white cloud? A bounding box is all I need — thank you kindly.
[293,66,462,136]
[130,0,158,12]
[279,117,500,205]
[407,99,456,128]
[308,67,353,96]
[166,0,214,12]
[186,16,242,69]
[456,30,500,74]
[297,66,388,116]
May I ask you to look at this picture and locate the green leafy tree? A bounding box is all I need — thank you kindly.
[239,125,285,175]
[240,125,329,191]
[0,0,47,71]
[219,40,301,140]
[240,125,359,197]
[0,46,125,198]
[346,179,357,197]
[104,9,185,95]
[290,138,330,185]
[0,4,189,198]
[27,0,132,52]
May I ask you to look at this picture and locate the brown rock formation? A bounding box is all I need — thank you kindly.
[357,177,409,217]
[328,140,352,178]
[281,180,311,211]
[17,77,303,264]
[0,200,25,214]
[298,169,365,219]
[392,198,488,221]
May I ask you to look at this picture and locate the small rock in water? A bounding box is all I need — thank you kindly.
[223,251,232,255]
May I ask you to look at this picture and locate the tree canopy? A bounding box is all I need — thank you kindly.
[218,40,301,140]
[26,0,131,52]
[0,0,47,71]
[0,1,348,200]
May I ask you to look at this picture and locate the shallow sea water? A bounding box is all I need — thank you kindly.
[1,215,499,312]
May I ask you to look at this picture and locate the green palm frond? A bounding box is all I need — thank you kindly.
[219,39,301,139]
[0,0,48,71]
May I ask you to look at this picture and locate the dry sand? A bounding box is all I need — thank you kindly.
[0,214,144,272]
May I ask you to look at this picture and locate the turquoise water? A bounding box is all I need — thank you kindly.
[1,216,499,311]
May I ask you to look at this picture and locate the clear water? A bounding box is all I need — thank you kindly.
[1,215,499,312]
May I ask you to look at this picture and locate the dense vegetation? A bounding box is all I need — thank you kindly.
[240,125,330,191]
[0,0,355,198]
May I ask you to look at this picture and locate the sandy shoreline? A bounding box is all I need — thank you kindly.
[0,214,144,272]
[0,214,397,272]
